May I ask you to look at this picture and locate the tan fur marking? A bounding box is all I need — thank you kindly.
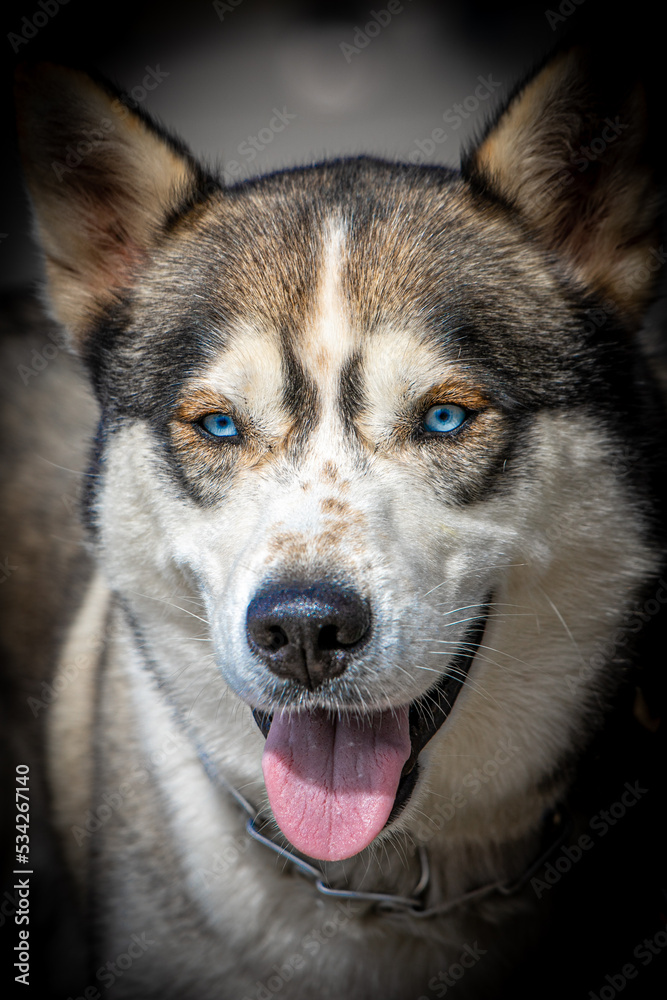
[174,387,236,424]
[421,379,491,411]
[473,55,572,193]
[169,379,285,503]
[320,497,351,516]
[264,531,316,568]
[316,530,349,550]
[321,462,340,482]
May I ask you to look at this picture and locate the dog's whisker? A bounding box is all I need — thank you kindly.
[434,600,532,613]
[420,579,451,599]
[427,667,497,706]
[429,651,515,686]
[125,588,211,626]
[439,612,536,623]
[35,454,102,476]
[427,640,534,670]
[49,533,89,547]
[535,584,587,668]
[214,691,231,725]
[437,612,501,629]
[163,660,198,686]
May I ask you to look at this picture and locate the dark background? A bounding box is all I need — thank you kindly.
[3,0,654,296]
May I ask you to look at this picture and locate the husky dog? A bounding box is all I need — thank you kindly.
[6,38,665,999]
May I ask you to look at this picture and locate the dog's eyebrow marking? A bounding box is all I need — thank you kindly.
[190,322,289,425]
[420,378,491,410]
[172,385,234,422]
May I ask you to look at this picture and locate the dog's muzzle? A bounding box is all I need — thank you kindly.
[247,581,491,862]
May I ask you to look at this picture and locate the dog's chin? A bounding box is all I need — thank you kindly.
[251,602,490,859]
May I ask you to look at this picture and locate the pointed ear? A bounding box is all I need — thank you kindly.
[463,47,662,326]
[14,63,216,345]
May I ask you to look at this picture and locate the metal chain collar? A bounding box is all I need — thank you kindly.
[214,768,572,919]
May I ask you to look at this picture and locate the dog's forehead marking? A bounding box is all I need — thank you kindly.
[299,216,356,395]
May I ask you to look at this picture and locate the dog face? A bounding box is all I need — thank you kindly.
[16,50,663,862]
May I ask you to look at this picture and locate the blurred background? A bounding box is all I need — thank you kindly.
[2,0,651,295]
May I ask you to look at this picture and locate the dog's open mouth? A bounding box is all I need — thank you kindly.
[252,602,490,862]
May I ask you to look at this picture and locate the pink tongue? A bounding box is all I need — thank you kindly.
[262,707,411,862]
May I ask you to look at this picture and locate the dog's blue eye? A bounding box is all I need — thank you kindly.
[423,404,467,434]
[200,413,238,438]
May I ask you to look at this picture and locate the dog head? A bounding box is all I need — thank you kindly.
[16,48,664,862]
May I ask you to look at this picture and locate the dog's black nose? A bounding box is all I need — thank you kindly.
[246,582,371,688]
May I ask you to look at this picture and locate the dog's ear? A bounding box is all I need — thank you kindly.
[14,63,215,346]
[463,47,662,325]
